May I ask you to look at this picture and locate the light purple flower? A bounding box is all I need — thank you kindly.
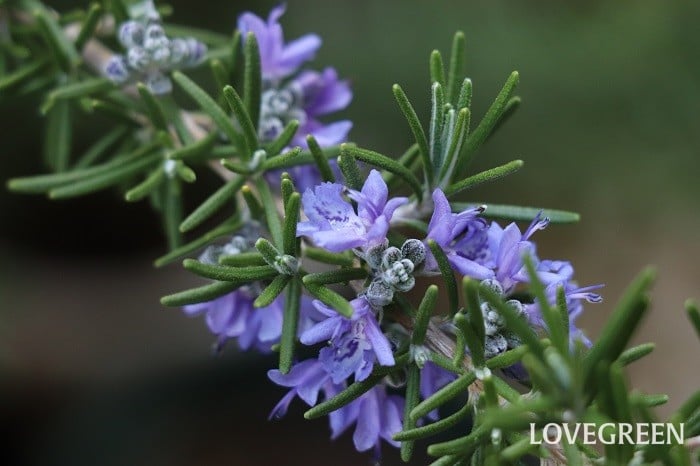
[237,4,321,81]
[183,288,282,353]
[261,68,352,191]
[525,280,603,348]
[297,170,407,252]
[300,297,395,383]
[486,213,550,293]
[267,358,343,419]
[330,384,404,453]
[292,68,352,147]
[184,289,318,353]
[425,189,494,279]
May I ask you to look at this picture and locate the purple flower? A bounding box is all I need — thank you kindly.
[183,287,319,353]
[525,280,603,347]
[425,189,494,279]
[183,288,282,353]
[267,358,343,419]
[260,68,352,191]
[300,297,395,383]
[297,170,407,252]
[237,4,321,81]
[486,213,550,293]
[330,384,404,453]
[292,68,352,147]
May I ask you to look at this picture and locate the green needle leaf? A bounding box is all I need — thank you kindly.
[451,202,580,224]
[401,364,421,461]
[304,353,410,419]
[262,145,343,170]
[154,216,243,267]
[9,142,157,194]
[456,78,472,111]
[303,247,354,267]
[430,50,445,87]
[243,32,261,130]
[342,144,423,201]
[283,192,301,255]
[337,150,363,190]
[410,371,476,423]
[255,238,281,267]
[254,275,291,308]
[392,84,432,182]
[524,254,568,354]
[396,401,470,442]
[429,82,446,174]
[173,71,245,151]
[617,343,655,366]
[161,280,241,307]
[48,154,161,199]
[241,185,264,219]
[685,299,700,341]
[256,178,284,248]
[265,120,299,157]
[109,0,130,23]
[279,278,301,373]
[0,58,49,92]
[183,259,277,282]
[439,107,469,183]
[427,240,458,316]
[454,312,484,367]
[427,424,489,457]
[487,96,521,140]
[306,135,335,182]
[303,282,354,318]
[75,3,103,50]
[34,8,81,72]
[446,32,466,105]
[42,78,114,114]
[412,285,438,346]
[463,278,485,343]
[444,159,523,197]
[219,252,267,267]
[137,83,169,131]
[44,100,72,172]
[180,176,245,233]
[163,178,183,249]
[385,143,419,190]
[280,175,295,207]
[125,167,165,202]
[223,85,257,156]
[168,132,217,161]
[455,71,519,176]
[583,267,655,393]
[302,268,368,286]
[163,24,230,47]
[73,126,130,169]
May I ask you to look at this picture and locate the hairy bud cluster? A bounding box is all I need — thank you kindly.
[365,239,426,308]
[479,279,526,358]
[105,3,206,94]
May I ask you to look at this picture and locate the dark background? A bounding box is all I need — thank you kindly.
[2,0,699,464]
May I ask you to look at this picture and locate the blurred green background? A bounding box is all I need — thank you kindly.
[1,0,699,464]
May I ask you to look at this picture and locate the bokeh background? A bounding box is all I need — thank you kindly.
[2,0,699,465]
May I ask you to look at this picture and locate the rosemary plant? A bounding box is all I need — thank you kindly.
[3,1,699,464]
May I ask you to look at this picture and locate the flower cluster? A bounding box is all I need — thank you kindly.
[105,0,206,94]
[238,4,352,190]
[175,5,602,460]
